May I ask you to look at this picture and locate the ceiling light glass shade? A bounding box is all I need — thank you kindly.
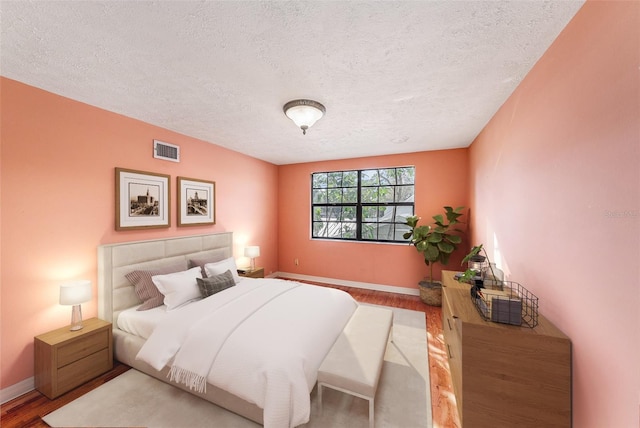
[283,99,326,135]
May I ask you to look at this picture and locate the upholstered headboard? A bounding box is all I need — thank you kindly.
[98,232,233,324]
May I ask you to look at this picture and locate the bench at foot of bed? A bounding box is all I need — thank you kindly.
[317,305,394,428]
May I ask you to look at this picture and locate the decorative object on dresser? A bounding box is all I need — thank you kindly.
[403,206,464,306]
[457,244,538,327]
[473,280,539,327]
[59,280,92,331]
[34,318,113,399]
[237,267,264,278]
[177,176,215,226]
[441,271,571,427]
[458,244,501,287]
[244,245,260,270]
[115,167,170,230]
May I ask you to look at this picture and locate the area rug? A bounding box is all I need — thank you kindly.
[43,306,431,428]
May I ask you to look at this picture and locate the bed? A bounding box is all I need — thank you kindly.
[97,232,357,428]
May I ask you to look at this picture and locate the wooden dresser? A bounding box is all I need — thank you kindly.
[442,271,571,427]
[34,317,113,399]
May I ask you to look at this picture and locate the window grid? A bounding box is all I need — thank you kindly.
[311,167,415,243]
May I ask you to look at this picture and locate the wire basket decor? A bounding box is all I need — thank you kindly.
[471,281,539,328]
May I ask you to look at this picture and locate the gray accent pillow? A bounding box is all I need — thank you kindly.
[197,269,235,298]
[125,263,187,311]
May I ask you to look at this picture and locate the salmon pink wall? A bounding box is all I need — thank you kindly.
[0,78,278,391]
[278,150,469,289]
[468,1,639,426]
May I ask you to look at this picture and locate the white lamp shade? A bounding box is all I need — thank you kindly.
[244,246,260,258]
[285,104,324,129]
[59,280,93,305]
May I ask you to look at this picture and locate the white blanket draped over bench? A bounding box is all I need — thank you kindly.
[136,279,357,428]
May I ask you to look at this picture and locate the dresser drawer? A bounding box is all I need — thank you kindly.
[442,287,463,413]
[57,329,109,367]
[442,290,461,348]
[57,348,112,394]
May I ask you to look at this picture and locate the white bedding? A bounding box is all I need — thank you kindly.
[135,278,357,428]
[117,304,171,339]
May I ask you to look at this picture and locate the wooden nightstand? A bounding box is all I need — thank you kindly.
[238,267,264,278]
[34,317,113,399]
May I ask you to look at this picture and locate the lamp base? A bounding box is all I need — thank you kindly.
[70,304,84,331]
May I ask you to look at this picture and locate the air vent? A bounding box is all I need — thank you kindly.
[153,140,180,162]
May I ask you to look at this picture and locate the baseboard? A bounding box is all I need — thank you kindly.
[1,376,34,404]
[275,272,420,296]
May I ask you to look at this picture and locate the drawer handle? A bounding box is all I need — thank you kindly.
[447,318,452,330]
[447,344,453,359]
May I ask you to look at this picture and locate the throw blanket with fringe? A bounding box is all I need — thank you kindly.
[136,279,357,428]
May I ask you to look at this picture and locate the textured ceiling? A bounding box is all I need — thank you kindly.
[1,1,584,165]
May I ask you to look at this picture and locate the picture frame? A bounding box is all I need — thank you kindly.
[115,168,171,230]
[177,176,215,227]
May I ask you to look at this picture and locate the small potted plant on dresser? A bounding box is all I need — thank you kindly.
[404,206,464,306]
[457,244,504,289]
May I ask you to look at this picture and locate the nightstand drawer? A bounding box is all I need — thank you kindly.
[57,348,111,395]
[57,329,109,367]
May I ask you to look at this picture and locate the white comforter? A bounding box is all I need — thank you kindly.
[136,278,357,428]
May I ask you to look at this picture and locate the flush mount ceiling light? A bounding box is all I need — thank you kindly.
[283,99,326,135]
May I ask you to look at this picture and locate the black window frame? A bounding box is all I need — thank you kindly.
[311,166,415,243]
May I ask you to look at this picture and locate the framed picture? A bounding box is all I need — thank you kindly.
[115,168,170,230]
[177,176,215,227]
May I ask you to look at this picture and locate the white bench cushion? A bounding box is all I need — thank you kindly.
[318,305,393,397]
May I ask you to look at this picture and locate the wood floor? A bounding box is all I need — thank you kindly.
[1,283,461,428]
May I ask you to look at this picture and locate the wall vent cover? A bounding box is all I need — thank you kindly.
[153,140,180,162]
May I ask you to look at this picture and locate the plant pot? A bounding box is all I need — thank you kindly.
[418,280,442,306]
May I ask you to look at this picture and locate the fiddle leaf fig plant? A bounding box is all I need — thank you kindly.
[404,206,464,284]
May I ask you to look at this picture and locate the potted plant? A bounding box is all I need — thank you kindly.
[458,244,487,284]
[404,206,464,306]
[458,244,504,292]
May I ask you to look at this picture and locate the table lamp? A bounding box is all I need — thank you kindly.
[244,246,260,271]
[59,280,93,331]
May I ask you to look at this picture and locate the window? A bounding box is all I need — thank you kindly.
[311,167,415,242]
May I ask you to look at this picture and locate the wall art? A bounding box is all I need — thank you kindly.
[116,168,170,230]
[177,176,215,227]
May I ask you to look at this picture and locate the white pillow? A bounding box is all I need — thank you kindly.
[152,266,203,310]
[204,257,241,284]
